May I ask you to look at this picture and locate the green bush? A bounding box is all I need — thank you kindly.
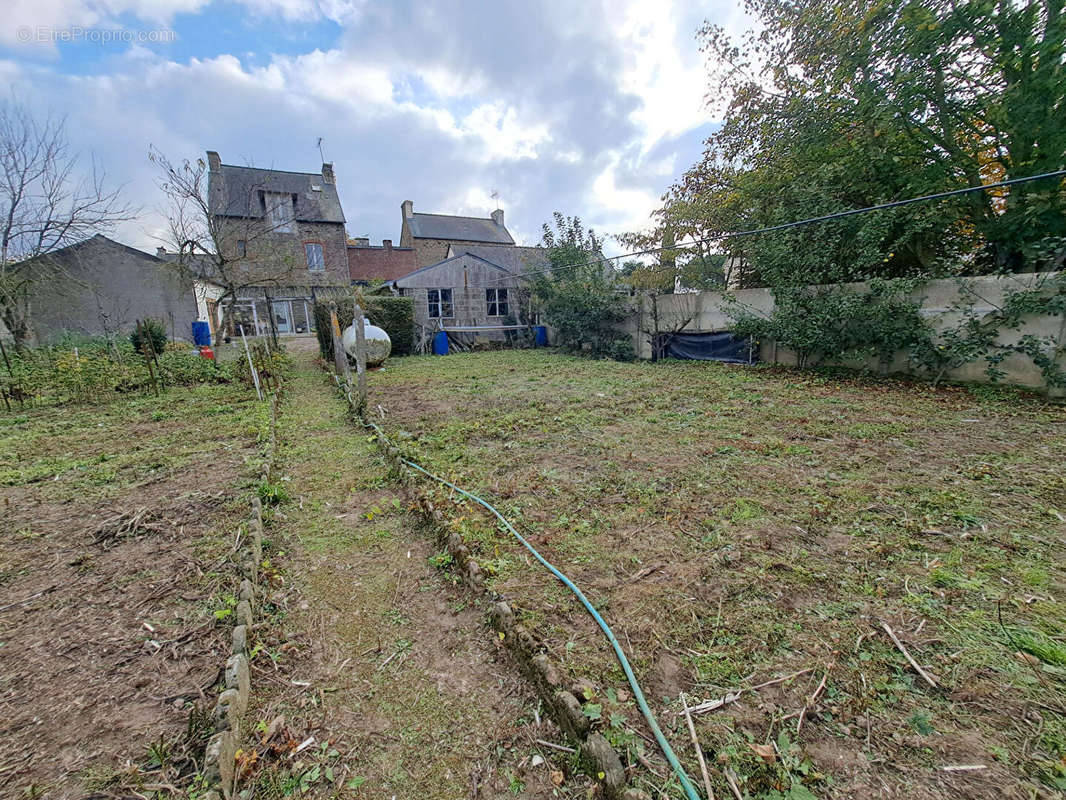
[313,296,414,360]
[129,319,168,354]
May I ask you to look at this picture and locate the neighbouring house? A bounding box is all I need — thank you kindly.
[398,200,515,268]
[347,237,417,284]
[199,151,350,338]
[18,234,207,345]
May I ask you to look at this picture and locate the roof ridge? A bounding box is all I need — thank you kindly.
[220,163,328,178]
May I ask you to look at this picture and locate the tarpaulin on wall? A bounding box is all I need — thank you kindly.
[657,331,756,364]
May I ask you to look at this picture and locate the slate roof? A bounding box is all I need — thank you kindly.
[445,243,548,273]
[209,163,345,224]
[406,212,514,244]
[392,252,512,286]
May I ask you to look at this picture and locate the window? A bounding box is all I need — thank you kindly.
[263,191,294,233]
[236,240,247,258]
[305,242,324,271]
[428,288,453,318]
[486,288,509,317]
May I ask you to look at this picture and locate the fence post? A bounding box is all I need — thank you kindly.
[329,303,350,387]
[353,303,368,415]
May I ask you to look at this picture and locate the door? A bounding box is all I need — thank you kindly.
[272,301,292,334]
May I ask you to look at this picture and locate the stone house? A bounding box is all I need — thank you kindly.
[347,238,417,283]
[20,234,202,344]
[398,200,515,268]
[204,151,350,337]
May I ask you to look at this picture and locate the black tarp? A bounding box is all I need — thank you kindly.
[656,331,756,364]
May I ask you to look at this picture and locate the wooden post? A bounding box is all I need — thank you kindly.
[353,303,367,415]
[264,293,279,351]
[329,303,349,384]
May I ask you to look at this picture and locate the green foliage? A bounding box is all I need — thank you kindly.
[0,338,259,409]
[910,273,1066,388]
[529,213,633,360]
[313,295,415,360]
[728,280,930,369]
[129,318,168,354]
[643,0,1066,284]
[257,478,291,507]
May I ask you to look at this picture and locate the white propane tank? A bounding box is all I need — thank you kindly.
[341,318,391,367]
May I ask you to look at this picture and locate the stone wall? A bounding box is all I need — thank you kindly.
[625,272,1066,390]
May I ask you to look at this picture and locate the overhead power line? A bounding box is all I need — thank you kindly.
[466,168,1066,288]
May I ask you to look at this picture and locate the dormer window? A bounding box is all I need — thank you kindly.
[263,191,295,233]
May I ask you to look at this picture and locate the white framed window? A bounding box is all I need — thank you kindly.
[486,288,509,317]
[263,191,295,233]
[428,288,453,318]
[305,242,324,271]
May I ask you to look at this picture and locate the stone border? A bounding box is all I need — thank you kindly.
[202,390,279,799]
[353,398,649,800]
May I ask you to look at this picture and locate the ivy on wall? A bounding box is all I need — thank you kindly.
[725,273,1066,391]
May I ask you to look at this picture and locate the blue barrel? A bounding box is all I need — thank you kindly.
[432,330,449,355]
[534,325,548,347]
[192,320,211,346]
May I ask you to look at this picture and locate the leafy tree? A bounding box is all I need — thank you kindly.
[529,213,632,360]
[649,0,1065,287]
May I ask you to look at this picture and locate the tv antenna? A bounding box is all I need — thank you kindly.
[491,189,500,210]
[317,137,327,163]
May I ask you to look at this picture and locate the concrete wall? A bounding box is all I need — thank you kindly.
[27,235,199,344]
[626,272,1065,389]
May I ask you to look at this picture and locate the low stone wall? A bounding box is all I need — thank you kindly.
[202,390,279,799]
[625,272,1065,391]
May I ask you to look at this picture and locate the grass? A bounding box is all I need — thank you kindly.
[362,350,1066,799]
[241,353,592,799]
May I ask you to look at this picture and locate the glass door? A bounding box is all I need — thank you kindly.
[272,301,292,334]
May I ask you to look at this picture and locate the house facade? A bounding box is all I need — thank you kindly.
[347,238,417,284]
[22,234,201,345]
[398,201,515,268]
[393,253,524,334]
[205,151,349,337]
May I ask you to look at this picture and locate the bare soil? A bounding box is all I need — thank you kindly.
[0,387,262,798]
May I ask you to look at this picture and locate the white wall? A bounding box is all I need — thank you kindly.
[627,272,1065,390]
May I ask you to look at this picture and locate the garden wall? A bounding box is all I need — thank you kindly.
[625,272,1065,391]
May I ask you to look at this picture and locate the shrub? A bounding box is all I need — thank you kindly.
[313,296,415,360]
[129,319,168,355]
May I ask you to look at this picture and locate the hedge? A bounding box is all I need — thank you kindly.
[313,295,415,360]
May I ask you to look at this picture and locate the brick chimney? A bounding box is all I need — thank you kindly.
[383,239,393,250]
[352,237,369,246]
[401,200,413,219]
[156,246,167,257]
[206,150,221,172]
[491,208,504,227]
[322,162,335,184]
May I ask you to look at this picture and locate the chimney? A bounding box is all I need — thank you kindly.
[401,200,413,219]
[353,237,370,247]
[491,208,504,227]
[156,246,167,257]
[322,162,335,184]
[206,150,221,172]
[383,239,393,250]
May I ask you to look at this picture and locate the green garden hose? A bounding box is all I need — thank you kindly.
[359,414,702,800]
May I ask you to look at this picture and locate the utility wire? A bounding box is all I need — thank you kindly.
[462,168,1066,288]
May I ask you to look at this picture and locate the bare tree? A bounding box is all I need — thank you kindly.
[149,147,306,343]
[0,99,134,348]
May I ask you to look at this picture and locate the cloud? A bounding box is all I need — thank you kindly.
[4,0,743,255]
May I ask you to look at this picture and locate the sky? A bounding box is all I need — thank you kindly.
[3,0,747,256]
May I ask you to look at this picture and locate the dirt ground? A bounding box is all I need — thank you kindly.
[363,350,1066,799]
[241,353,593,799]
[0,384,264,798]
